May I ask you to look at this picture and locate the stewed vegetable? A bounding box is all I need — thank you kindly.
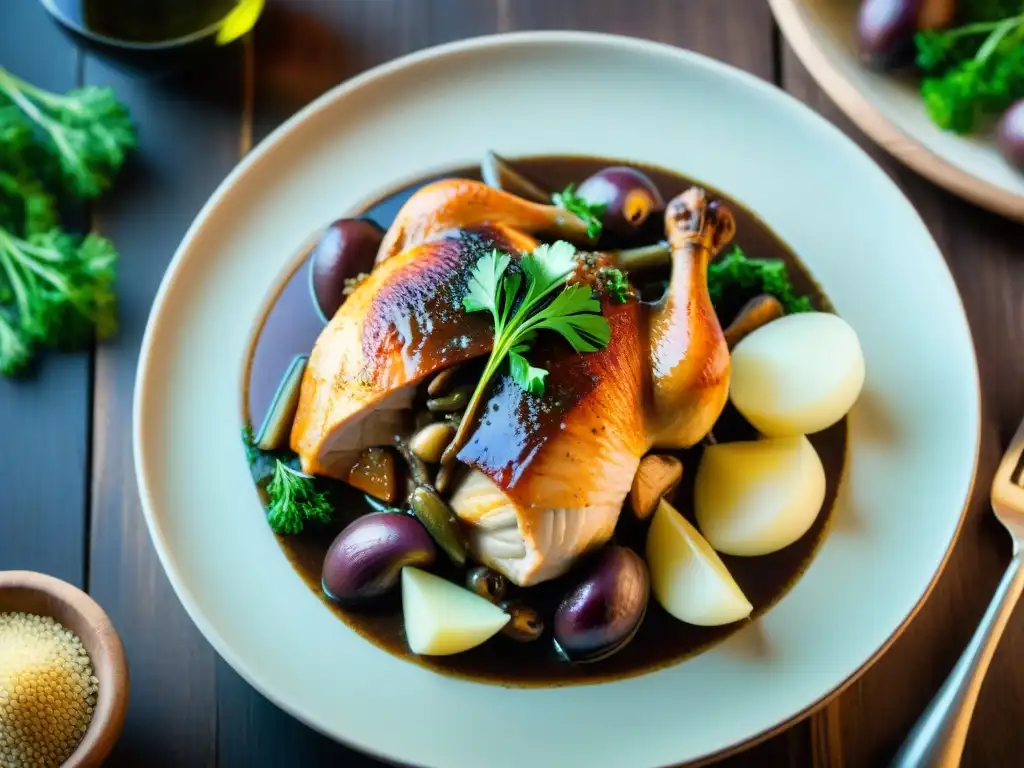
[553,547,649,663]
[309,218,385,322]
[322,513,436,604]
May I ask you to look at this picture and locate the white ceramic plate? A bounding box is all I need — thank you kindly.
[134,32,980,768]
[770,0,1024,222]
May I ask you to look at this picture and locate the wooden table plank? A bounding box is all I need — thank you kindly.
[780,44,1024,768]
[85,53,246,767]
[208,2,812,766]
[0,1,90,588]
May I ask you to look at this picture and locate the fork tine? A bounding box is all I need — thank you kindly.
[993,414,1024,494]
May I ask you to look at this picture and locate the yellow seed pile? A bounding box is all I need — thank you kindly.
[0,612,98,768]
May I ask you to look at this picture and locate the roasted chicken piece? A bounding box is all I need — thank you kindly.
[290,182,588,479]
[448,190,733,585]
[290,179,734,586]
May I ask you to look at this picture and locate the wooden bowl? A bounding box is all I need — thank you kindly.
[769,0,1024,221]
[0,570,129,767]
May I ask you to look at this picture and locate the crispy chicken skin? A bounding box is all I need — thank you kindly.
[290,228,520,479]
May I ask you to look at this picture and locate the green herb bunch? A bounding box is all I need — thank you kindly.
[708,246,814,315]
[242,426,333,535]
[0,66,136,376]
[915,1,1024,133]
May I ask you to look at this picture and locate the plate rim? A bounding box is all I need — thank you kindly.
[132,29,983,766]
[768,0,1024,223]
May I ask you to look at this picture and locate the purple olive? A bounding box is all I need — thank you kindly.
[322,513,436,605]
[857,0,921,72]
[309,218,385,322]
[575,167,665,236]
[997,100,1024,174]
[553,546,649,663]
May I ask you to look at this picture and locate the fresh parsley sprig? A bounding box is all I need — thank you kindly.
[441,241,611,465]
[552,183,605,239]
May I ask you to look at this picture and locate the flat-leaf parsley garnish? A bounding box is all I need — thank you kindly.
[442,240,611,464]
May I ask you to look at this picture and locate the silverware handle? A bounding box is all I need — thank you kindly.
[891,552,1024,768]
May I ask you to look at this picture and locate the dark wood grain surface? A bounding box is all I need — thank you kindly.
[1,1,1021,766]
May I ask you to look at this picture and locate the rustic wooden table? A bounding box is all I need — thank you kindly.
[2,1,1022,766]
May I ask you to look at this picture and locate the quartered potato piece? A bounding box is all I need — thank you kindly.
[646,500,753,627]
[402,567,510,655]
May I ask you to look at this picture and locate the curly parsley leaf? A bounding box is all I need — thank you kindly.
[242,426,334,535]
[0,225,118,355]
[916,9,1024,133]
[552,183,605,239]
[265,460,333,535]
[708,246,814,316]
[0,67,137,200]
[0,67,132,376]
[0,310,30,376]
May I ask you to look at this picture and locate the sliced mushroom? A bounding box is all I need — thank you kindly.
[723,294,784,349]
[630,454,683,521]
[346,447,399,504]
[409,422,456,464]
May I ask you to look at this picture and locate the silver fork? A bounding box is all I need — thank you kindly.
[892,415,1024,768]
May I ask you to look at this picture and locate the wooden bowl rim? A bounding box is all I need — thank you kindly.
[768,0,1024,222]
[0,570,129,768]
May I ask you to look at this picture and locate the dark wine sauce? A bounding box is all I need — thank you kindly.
[244,157,848,687]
